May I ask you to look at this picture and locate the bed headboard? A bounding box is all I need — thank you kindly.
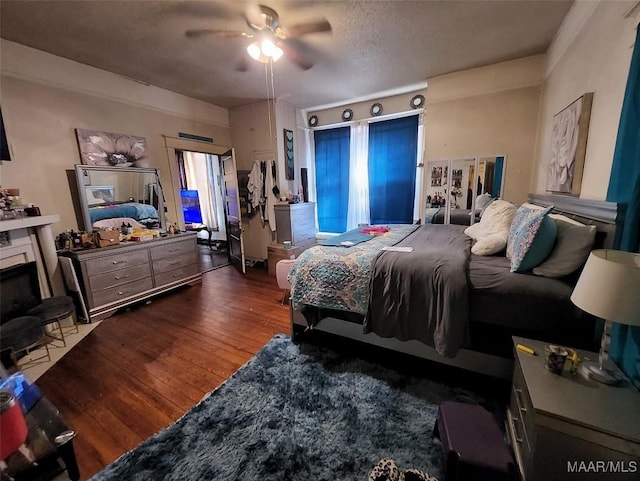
[528,193,625,250]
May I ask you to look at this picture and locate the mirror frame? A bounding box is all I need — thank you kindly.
[424,154,506,225]
[74,164,166,233]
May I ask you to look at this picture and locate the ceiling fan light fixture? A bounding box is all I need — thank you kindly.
[247,42,262,61]
[246,38,283,63]
[261,38,278,58]
[270,44,283,62]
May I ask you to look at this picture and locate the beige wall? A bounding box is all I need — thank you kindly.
[425,56,545,204]
[229,99,301,261]
[0,40,230,237]
[532,1,637,200]
[275,100,299,196]
[229,101,277,260]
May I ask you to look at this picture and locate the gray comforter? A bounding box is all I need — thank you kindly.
[363,224,472,357]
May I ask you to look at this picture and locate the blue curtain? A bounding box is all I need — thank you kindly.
[314,127,351,233]
[607,24,640,386]
[368,116,419,224]
[493,156,505,198]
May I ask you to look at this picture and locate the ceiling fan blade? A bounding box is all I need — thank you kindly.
[285,19,332,38]
[280,38,315,71]
[185,29,250,39]
[236,58,250,73]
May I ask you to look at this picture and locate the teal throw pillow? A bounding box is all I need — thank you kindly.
[507,206,557,273]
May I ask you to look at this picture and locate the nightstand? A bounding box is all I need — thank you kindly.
[267,244,299,277]
[508,337,640,481]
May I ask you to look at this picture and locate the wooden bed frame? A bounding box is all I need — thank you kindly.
[290,194,625,379]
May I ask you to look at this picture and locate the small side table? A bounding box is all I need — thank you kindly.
[3,395,79,481]
[508,336,640,481]
[267,244,299,277]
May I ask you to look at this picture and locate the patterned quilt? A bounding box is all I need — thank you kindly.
[289,225,418,314]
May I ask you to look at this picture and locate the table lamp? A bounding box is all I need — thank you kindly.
[570,249,640,384]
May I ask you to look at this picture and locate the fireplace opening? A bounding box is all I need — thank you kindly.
[1,261,42,324]
[1,262,44,368]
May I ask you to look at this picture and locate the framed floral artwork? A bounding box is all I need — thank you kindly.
[546,93,593,195]
[75,128,149,167]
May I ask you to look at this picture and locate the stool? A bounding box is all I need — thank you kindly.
[433,401,515,481]
[0,316,50,369]
[275,259,297,304]
[27,296,77,347]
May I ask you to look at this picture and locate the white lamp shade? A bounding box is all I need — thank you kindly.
[571,249,640,326]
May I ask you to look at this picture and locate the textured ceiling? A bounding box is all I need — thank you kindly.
[0,0,573,109]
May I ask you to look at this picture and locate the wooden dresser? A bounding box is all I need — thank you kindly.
[274,202,316,252]
[60,233,201,322]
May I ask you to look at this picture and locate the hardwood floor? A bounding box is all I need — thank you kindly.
[36,265,290,480]
[196,242,230,273]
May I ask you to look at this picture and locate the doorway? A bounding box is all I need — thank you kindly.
[176,150,230,272]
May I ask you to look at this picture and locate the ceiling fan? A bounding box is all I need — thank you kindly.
[185,4,332,71]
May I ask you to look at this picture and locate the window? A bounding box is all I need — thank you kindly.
[313,114,421,233]
[368,116,419,224]
[314,127,350,233]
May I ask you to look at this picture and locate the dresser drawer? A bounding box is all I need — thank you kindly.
[91,277,153,307]
[89,264,152,292]
[153,252,197,275]
[508,406,532,480]
[512,360,535,445]
[155,263,199,286]
[150,239,195,260]
[85,249,149,276]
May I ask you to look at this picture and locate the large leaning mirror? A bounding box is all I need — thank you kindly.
[425,155,506,225]
[74,164,166,232]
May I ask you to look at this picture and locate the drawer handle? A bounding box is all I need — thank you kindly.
[172,272,184,278]
[117,289,131,296]
[167,248,180,253]
[114,274,130,280]
[514,388,527,413]
[511,415,524,444]
[170,261,181,265]
[112,260,127,265]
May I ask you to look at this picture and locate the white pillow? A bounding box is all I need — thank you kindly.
[475,193,493,214]
[464,200,517,255]
[532,214,596,277]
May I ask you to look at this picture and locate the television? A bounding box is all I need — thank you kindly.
[180,189,203,224]
[0,108,11,161]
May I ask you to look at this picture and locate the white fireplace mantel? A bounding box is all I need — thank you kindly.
[0,214,63,297]
[0,214,59,232]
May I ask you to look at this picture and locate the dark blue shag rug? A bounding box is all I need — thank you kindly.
[90,334,492,481]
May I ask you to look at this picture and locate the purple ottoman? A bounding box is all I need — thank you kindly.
[433,401,515,481]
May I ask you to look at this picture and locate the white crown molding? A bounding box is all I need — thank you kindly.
[0,39,230,128]
[545,0,600,77]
